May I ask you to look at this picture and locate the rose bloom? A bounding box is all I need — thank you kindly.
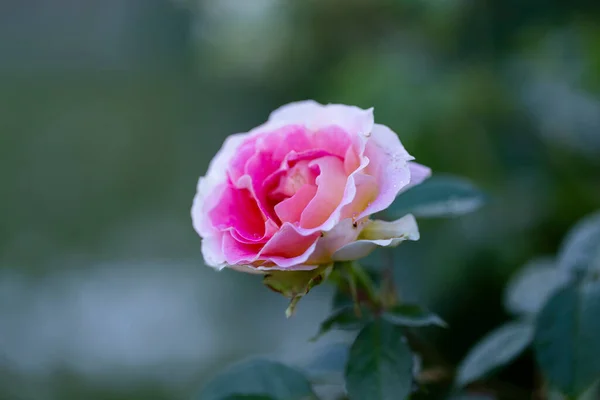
[192,101,430,273]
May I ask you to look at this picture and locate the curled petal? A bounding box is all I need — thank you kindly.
[300,156,348,230]
[332,214,419,261]
[357,124,414,220]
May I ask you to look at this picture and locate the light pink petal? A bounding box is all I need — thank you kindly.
[270,125,313,161]
[340,173,379,220]
[266,101,375,138]
[274,184,318,223]
[300,156,348,230]
[313,125,352,158]
[332,214,420,261]
[201,234,227,269]
[259,224,320,268]
[405,162,431,190]
[343,135,365,175]
[356,123,414,219]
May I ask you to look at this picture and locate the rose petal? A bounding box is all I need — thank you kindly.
[208,184,268,242]
[332,214,419,261]
[406,162,431,189]
[266,101,375,138]
[192,132,249,238]
[222,233,264,265]
[356,123,414,219]
[300,156,348,230]
[201,234,227,269]
[259,224,321,268]
[313,125,352,159]
[274,184,318,224]
[340,172,379,220]
[307,218,364,264]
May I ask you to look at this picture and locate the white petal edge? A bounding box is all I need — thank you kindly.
[265,100,375,138]
[331,214,420,261]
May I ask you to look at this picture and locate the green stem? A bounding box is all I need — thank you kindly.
[349,262,379,306]
[345,265,362,318]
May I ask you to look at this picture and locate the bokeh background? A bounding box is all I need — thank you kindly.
[1,0,600,399]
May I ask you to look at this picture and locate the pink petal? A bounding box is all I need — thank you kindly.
[356,123,414,219]
[222,233,263,265]
[192,133,250,238]
[300,156,348,230]
[208,183,267,242]
[259,224,320,268]
[274,184,318,224]
[313,125,352,159]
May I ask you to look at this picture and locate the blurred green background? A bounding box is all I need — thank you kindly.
[1,0,600,399]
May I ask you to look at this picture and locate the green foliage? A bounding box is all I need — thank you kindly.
[456,321,534,387]
[345,320,414,400]
[534,280,600,397]
[558,212,600,278]
[310,306,371,341]
[197,359,316,400]
[456,210,600,397]
[387,175,487,219]
[382,304,447,328]
[504,258,570,316]
[197,207,600,400]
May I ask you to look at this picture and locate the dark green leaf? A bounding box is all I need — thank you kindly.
[382,304,447,328]
[345,320,414,400]
[221,396,275,400]
[388,175,486,218]
[558,211,600,277]
[311,307,370,341]
[504,258,570,316]
[197,359,316,400]
[456,321,534,387]
[534,280,600,397]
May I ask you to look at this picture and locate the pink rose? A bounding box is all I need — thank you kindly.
[191,101,430,273]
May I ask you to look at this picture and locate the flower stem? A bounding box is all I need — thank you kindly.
[348,262,379,307]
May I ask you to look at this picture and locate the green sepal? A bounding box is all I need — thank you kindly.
[263,264,333,317]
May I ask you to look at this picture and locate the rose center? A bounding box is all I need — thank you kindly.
[272,161,317,198]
